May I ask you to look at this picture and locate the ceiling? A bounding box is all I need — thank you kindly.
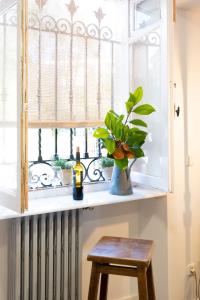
[176,0,200,9]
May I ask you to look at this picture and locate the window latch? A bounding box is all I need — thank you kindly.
[175,105,180,117]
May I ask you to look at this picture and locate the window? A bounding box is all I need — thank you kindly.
[0,0,170,212]
[27,0,129,189]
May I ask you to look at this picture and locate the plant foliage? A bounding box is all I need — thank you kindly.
[100,157,114,168]
[54,159,74,170]
[93,87,155,170]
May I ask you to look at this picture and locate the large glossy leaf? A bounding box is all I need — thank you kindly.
[125,100,134,113]
[133,86,143,105]
[93,128,109,139]
[129,119,147,128]
[115,157,129,170]
[133,148,144,158]
[127,129,147,147]
[121,125,129,142]
[133,104,155,115]
[104,138,116,154]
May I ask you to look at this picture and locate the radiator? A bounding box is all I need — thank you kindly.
[8,210,81,300]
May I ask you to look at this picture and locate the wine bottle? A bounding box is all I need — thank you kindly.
[72,147,83,200]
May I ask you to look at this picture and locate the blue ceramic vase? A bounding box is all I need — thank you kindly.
[110,164,133,195]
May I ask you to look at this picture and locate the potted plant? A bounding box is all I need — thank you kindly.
[93,86,155,195]
[100,157,114,181]
[54,159,73,186]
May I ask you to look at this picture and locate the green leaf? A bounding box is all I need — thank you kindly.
[127,129,147,147]
[93,128,109,139]
[133,104,156,115]
[133,87,143,105]
[129,119,147,128]
[103,138,116,154]
[115,157,129,170]
[104,110,120,134]
[133,148,145,158]
[125,100,134,113]
[125,87,144,113]
[121,125,129,142]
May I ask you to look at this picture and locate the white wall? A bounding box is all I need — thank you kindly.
[81,199,168,300]
[167,8,200,300]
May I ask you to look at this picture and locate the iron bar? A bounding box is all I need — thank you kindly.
[70,128,74,160]
[38,128,43,162]
[84,128,89,158]
[111,42,114,109]
[98,138,101,157]
[54,129,59,160]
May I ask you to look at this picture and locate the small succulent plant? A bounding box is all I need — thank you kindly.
[54,159,73,170]
[100,157,114,169]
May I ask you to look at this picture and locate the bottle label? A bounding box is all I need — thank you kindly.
[73,170,83,188]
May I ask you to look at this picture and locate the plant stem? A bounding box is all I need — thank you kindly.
[124,110,133,125]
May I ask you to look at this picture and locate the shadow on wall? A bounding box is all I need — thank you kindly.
[135,197,168,300]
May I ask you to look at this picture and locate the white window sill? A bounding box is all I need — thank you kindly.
[0,183,166,220]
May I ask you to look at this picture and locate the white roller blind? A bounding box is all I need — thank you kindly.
[28,0,128,128]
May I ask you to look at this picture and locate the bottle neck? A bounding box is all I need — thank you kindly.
[76,151,80,163]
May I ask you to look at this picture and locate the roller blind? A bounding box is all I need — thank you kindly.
[28,0,128,128]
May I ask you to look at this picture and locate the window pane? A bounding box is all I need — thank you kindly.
[130,0,161,32]
[0,4,18,191]
[130,27,163,178]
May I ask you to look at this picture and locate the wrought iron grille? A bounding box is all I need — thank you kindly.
[28,127,106,189]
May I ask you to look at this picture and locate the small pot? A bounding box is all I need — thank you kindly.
[62,169,72,186]
[103,167,113,181]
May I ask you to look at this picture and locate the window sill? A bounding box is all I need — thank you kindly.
[0,183,166,220]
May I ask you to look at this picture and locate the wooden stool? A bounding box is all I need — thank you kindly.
[87,236,156,300]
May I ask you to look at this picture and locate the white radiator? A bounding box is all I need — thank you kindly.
[8,210,81,300]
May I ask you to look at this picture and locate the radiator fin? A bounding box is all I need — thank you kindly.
[8,210,81,300]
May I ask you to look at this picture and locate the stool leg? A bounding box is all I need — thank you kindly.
[99,273,109,300]
[137,267,148,300]
[88,262,100,300]
[147,262,156,300]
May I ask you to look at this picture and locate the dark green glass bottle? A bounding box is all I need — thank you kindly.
[72,147,83,200]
